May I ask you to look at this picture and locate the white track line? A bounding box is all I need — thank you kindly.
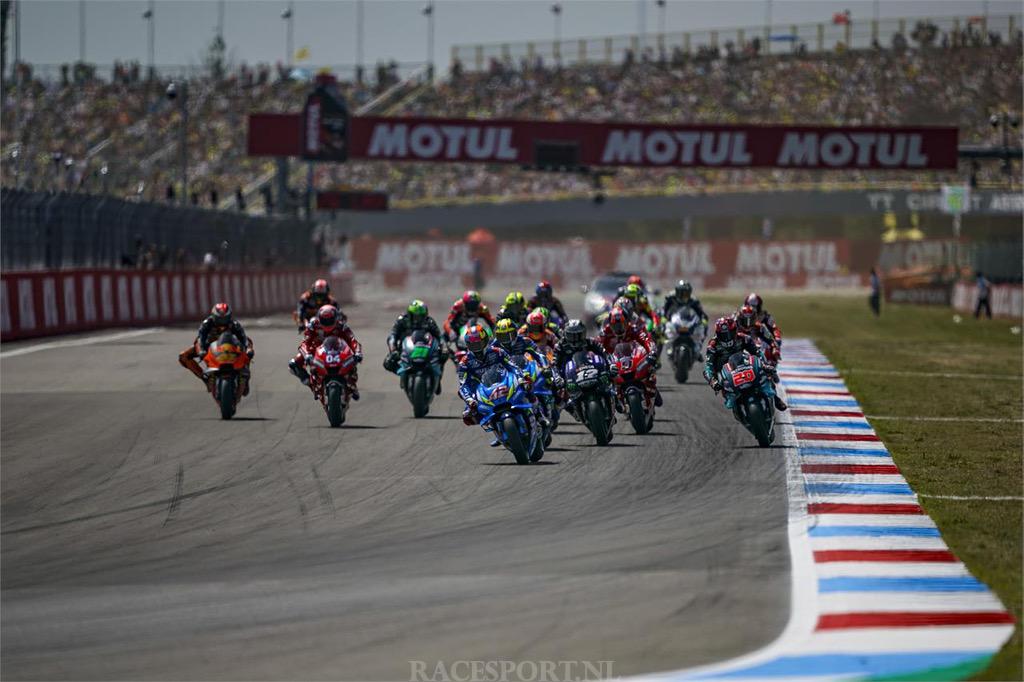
[919,494,1023,501]
[865,415,1024,424]
[841,368,1019,381]
[0,328,164,359]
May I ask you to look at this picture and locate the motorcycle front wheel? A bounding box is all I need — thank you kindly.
[747,401,772,447]
[586,396,611,446]
[217,376,236,420]
[410,373,430,418]
[500,415,531,465]
[326,382,346,427]
[627,391,650,434]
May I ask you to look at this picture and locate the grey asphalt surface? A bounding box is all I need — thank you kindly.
[1,292,789,681]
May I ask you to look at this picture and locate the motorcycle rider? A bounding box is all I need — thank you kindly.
[444,290,496,343]
[616,274,648,298]
[736,304,780,364]
[384,299,447,395]
[744,293,782,357]
[519,308,559,355]
[496,291,529,326]
[703,317,786,414]
[295,279,340,330]
[493,318,542,360]
[662,280,709,360]
[290,304,363,400]
[178,302,254,393]
[457,325,548,437]
[597,307,663,408]
[527,280,568,322]
[553,319,617,423]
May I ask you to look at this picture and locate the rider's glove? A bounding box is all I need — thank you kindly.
[711,380,722,393]
[354,353,363,364]
[304,354,314,366]
[246,349,255,359]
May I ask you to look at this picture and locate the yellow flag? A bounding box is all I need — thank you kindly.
[294,46,310,62]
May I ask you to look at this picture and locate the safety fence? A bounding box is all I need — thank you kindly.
[453,13,1020,70]
[1,190,318,271]
[0,268,354,342]
[952,281,1023,318]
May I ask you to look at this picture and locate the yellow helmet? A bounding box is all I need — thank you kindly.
[494,318,517,345]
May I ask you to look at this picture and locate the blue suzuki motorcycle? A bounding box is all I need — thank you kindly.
[475,364,545,464]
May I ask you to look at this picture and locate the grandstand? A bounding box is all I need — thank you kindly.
[1,13,1021,211]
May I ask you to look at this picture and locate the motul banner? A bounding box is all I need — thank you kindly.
[0,270,354,342]
[348,117,958,170]
[350,238,865,291]
[250,113,959,170]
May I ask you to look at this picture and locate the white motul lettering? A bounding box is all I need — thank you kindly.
[63,276,78,325]
[850,133,877,165]
[730,132,752,164]
[645,131,676,164]
[42,278,58,327]
[82,275,97,322]
[906,134,928,167]
[367,123,408,157]
[466,127,496,159]
[409,125,443,158]
[18,279,35,330]
[601,130,643,164]
[777,132,818,166]
[674,132,700,163]
[877,134,906,167]
[495,128,517,160]
[615,245,643,272]
[700,132,730,165]
[736,244,762,273]
[440,125,466,158]
[820,133,854,166]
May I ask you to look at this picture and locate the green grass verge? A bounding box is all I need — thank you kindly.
[704,293,1022,682]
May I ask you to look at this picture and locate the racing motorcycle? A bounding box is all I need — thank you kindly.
[562,349,616,445]
[508,350,557,444]
[398,329,444,418]
[202,332,252,419]
[719,349,776,447]
[611,341,656,435]
[307,336,358,427]
[665,308,703,383]
[474,364,545,464]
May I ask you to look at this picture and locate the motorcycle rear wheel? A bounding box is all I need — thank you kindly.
[674,346,691,383]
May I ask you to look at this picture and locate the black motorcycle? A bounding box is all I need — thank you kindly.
[563,349,616,445]
[719,350,775,447]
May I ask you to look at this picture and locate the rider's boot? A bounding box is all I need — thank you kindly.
[773,395,788,411]
[288,359,310,386]
[653,386,664,407]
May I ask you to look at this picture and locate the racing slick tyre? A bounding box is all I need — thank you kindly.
[747,402,772,447]
[627,391,650,435]
[586,397,611,446]
[411,374,430,418]
[326,382,346,428]
[501,416,531,465]
[674,346,691,384]
[217,377,236,420]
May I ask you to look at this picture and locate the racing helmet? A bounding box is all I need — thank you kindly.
[526,309,547,338]
[317,304,340,333]
[494,318,517,346]
[675,280,693,301]
[407,299,427,324]
[736,305,757,334]
[312,279,330,296]
[623,283,643,301]
[505,291,525,308]
[464,324,489,355]
[535,280,553,299]
[745,292,763,316]
[609,307,628,336]
[614,296,636,319]
[564,319,586,347]
[462,290,482,314]
[627,274,645,289]
[715,316,738,349]
[211,302,232,326]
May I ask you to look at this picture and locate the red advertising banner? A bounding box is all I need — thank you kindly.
[1,270,354,342]
[250,114,959,170]
[349,238,865,291]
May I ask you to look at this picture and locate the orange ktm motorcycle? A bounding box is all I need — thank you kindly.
[202,332,252,419]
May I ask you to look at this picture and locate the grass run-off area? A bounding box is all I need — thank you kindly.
[705,292,1022,682]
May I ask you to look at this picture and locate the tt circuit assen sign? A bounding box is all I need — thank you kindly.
[347,117,958,170]
[249,114,959,170]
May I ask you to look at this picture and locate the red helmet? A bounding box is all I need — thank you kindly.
[211,302,232,326]
[312,279,330,296]
[462,290,481,314]
[736,305,757,334]
[317,304,340,332]
[745,292,763,315]
[609,307,628,336]
[526,309,547,336]
[715,316,738,349]
[535,280,553,298]
[463,323,489,354]
[627,274,645,288]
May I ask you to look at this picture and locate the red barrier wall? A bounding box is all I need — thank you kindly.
[1,270,354,342]
[952,282,1023,319]
[349,238,865,291]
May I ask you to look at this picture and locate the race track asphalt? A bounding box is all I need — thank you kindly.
[1,293,789,681]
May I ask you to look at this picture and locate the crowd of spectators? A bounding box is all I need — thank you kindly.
[2,24,1021,208]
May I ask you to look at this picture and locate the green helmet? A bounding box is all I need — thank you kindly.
[408,299,428,321]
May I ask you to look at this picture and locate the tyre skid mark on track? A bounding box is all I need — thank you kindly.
[162,464,186,526]
[310,465,336,513]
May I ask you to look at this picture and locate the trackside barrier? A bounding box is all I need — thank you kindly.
[952,281,1023,319]
[0,269,354,342]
